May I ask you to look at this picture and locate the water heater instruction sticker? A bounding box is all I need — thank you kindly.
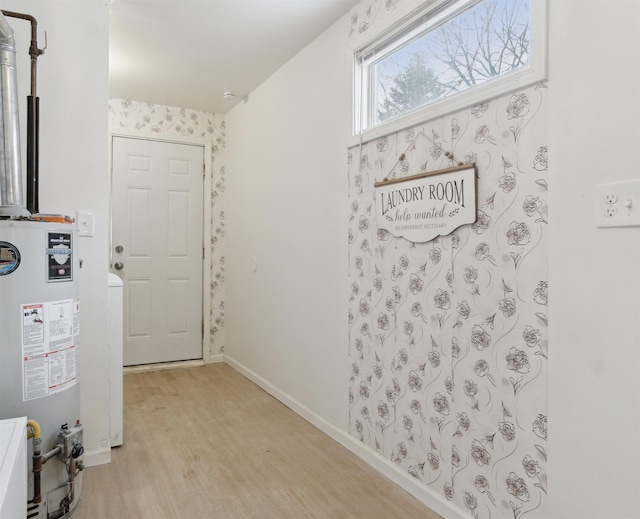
[22,298,80,401]
[0,241,20,276]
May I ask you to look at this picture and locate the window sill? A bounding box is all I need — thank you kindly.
[349,64,546,149]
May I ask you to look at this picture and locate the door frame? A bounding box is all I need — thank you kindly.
[108,128,213,364]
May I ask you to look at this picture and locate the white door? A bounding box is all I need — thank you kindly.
[111,136,204,366]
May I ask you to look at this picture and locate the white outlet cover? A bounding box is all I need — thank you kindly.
[595,180,640,228]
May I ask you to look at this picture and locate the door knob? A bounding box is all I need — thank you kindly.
[114,261,124,270]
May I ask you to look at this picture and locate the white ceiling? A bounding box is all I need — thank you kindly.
[109,0,359,114]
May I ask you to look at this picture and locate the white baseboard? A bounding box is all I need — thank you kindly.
[223,355,466,519]
[206,353,224,364]
[123,359,205,374]
[83,445,111,468]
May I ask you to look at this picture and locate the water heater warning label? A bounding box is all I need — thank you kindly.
[21,298,80,401]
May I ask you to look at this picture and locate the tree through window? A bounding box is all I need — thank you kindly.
[356,0,541,133]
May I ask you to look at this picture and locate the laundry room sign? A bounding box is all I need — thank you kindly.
[375,163,477,243]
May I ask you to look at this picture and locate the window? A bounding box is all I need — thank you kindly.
[354,0,547,140]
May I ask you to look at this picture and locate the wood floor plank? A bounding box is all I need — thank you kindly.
[73,364,442,519]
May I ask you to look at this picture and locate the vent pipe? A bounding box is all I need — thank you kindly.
[0,11,28,217]
[2,10,45,215]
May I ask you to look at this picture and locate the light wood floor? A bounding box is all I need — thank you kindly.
[73,364,442,518]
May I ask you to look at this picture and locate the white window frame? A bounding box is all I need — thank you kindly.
[352,0,548,145]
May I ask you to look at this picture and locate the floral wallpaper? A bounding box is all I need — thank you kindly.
[108,99,226,357]
[347,6,547,518]
[347,83,548,519]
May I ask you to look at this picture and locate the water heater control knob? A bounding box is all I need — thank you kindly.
[71,443,84,459]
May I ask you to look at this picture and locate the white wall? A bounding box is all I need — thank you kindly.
[3,0,111,464]
[225,18,351,429]
[548,1,640,517]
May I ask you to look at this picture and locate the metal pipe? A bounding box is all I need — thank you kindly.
[0,11,41,96]
[27,420,64,506]
[32,444,62,504]
[31,436,42,504]
[31,454,42,504]
[0,11,28,217]
[1,10,44,215]
[26,421,42,505]
[26,95,38,213]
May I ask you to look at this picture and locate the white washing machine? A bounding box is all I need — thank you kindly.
[108,273,123,447]
[0,417,27,519]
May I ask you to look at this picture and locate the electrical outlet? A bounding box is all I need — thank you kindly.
[596,180,640,227]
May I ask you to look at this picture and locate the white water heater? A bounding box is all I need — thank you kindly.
[0,8,84,517]
[0,220,83,518]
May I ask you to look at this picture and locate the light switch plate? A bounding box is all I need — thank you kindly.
[595,180,640,228]
[77,210,95,237]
